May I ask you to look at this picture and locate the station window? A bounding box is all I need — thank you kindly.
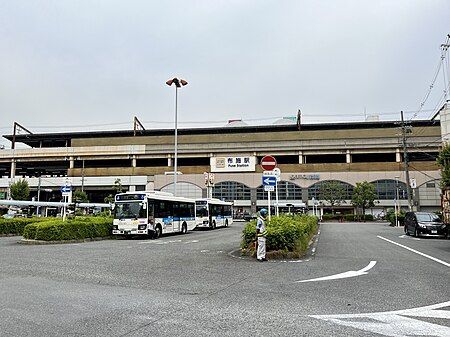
[308,180,354,200]
[257,181,302,200]
[371,179,407,200]
[213,181,251,201]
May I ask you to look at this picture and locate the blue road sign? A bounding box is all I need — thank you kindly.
[262,176,277,186]
[61,185,72,193]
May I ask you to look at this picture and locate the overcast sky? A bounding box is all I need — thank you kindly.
[1,1,449,147]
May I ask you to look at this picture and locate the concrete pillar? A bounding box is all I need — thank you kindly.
[250,188,257,213]
[129,185,136,192]
[298,151,304,164]
[440,101,450,143]
[168,156,172,167]
[302,188,309,204]
[131,156,137,168]
[69,157,75,169]
[346,150,351,163]
[10,160,15,179]
[396,148,401,163]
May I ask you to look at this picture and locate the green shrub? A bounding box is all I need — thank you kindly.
[23,216,113,241]
[344,214,356,221]
[241,215,318,258]
[386,209,405,226]
[0,217,50,235]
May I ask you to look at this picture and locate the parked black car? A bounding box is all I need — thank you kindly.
[404,212,448,238]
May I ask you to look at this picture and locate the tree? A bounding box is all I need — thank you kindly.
[351,181,376,220]
[319,181,347,214]
[10,179,30,200]
[113,178,123,194]
[73,190,89,203]
[437,143,450,188]
[104,178,124,204]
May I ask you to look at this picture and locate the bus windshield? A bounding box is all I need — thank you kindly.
[114,202,147,219]
[196,203,208,217]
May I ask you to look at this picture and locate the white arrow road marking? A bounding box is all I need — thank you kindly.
[378,236,450,267]
[310,301,450,337]
[296,261,377,283]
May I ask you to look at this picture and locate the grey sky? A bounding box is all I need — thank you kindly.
[1,1,449,147]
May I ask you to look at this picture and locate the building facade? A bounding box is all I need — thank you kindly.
[1,111,447,216]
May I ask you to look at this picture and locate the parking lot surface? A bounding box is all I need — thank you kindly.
[1,222,449,336]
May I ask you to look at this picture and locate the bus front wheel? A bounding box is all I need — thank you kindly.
[153,225,162,239]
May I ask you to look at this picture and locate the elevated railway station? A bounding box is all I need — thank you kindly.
[1,110,447,216]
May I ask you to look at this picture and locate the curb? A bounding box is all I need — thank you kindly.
[18,236,114,245]
[0,234,21,237]
[228,224,322,263]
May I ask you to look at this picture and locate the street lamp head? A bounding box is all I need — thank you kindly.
[166,77,188,88]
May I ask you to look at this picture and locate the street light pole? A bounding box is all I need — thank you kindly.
[174,85,178,196]
[166,77,188,197]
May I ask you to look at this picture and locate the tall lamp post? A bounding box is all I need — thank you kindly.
[166,77,188,196]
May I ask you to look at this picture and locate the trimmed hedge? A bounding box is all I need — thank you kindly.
[0,217,50,235]
[241,214,318,259]
[322,214,374,221]
[23,216,113,241]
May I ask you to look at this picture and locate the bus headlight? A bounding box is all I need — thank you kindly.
[138,224,147,230]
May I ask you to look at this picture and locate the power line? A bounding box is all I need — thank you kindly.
[410,34,450,122]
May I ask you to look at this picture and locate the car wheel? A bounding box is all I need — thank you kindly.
[414,226,419,238]
[153,225,162,239]
[405,225,410,236]
[181,222,187,234]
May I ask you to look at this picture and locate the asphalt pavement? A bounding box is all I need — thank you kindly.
[0,221,449,336]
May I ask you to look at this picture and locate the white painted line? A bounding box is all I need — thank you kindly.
[310,301,450,337]
[296,261,376,283]
[201,250,209,253]
[377,236,450,268]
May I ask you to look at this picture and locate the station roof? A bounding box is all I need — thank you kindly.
[2,119,440,148]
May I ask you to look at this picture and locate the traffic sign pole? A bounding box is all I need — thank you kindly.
[268,190,271,220]
[275,181,279,217]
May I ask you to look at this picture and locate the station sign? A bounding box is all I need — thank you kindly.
[260,155,277,171]
[210,156,256,172]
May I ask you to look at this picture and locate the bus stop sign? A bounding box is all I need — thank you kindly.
[260,155,277,171]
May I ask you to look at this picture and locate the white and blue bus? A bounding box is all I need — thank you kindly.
[113,191,196,238]
[195,198,233,229]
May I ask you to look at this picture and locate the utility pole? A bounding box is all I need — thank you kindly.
[36,175,41,216]
[400,111,413,211]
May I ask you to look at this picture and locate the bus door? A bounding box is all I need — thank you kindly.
[147,200,154,229]
[156,200,174,233]
[172,201,180,232]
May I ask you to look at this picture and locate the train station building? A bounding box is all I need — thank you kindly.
[1,105,448,217]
